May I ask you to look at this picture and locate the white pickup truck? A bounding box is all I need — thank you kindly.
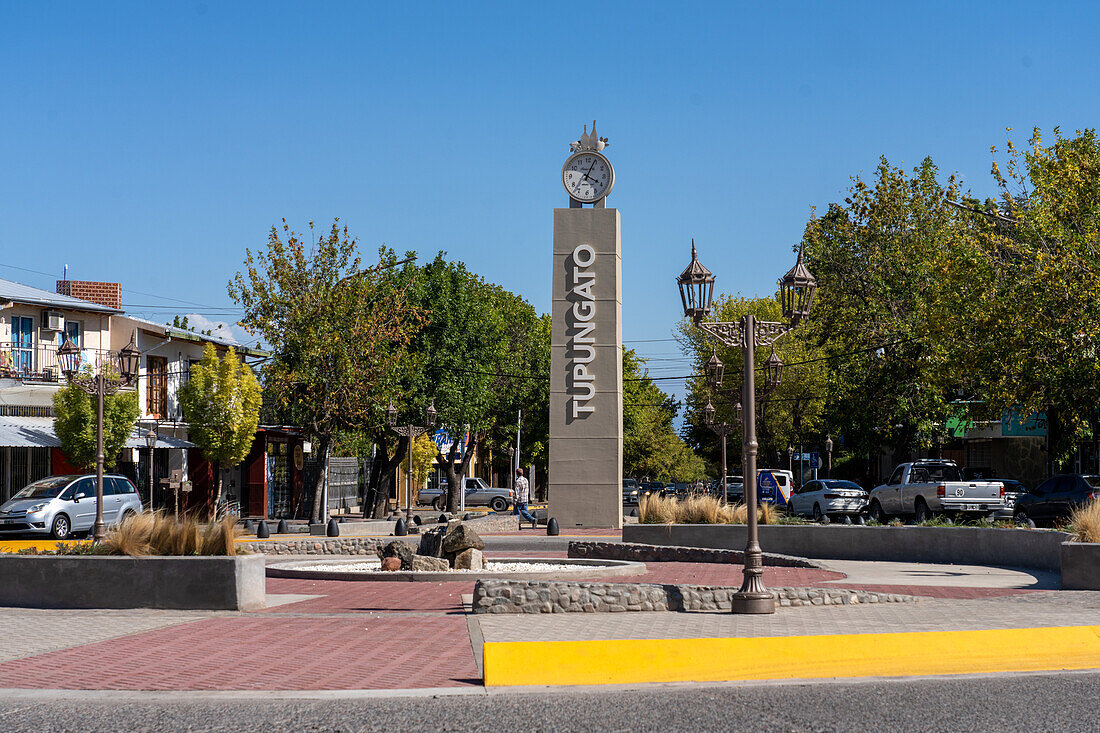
[867,460,1005,522]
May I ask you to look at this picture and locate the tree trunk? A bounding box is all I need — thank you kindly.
[213,460,222,519]
[445,431,481,513]
[311,435,331,524]
[369,433,407,518]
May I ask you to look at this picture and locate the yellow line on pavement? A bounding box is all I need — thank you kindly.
[0,539,86,553]
[482,625,1100,686]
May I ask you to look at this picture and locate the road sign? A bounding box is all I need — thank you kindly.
[808,453,820,470]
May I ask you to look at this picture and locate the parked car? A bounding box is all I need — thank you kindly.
[787,479,868,523]
[0,474,143,540]
[720,476,745,502]
[867,460,1005,522]
[660,482,691,498]
[622,479,640,505]
[1013,474,1100,527]
[417,477,514,512]
[992,479,1028,520]
[640,481,664,496]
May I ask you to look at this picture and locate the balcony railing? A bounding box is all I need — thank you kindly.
[0,342,115,384]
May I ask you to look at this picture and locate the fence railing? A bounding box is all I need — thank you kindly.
[0,343,115,383]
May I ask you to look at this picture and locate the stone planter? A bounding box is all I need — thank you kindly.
[624,524,1072,572]
[1060,542,1100,590]
[0,554,266,611]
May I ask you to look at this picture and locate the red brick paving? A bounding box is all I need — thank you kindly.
[0,556,1048,692]
[0,615,479,690]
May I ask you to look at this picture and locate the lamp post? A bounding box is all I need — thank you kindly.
[144,425,158,510]
[677,241,816,614]
[787,445,794,476]
[824,435,833,478]
[703,398,740,502]
[386,400,437,523]
[57,331,141,542]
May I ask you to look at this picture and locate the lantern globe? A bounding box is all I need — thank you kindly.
[677,239,715,322]
[57,334,82,379]
[117,331,141,384]
[780,244,817,324]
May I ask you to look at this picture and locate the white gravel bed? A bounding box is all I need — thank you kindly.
[289,560,596,574]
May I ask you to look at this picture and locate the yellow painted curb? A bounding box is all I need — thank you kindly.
[482,626,1100,686]
[0,539,86,553]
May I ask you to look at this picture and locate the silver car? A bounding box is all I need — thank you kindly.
[0,474,144,540]
[418,477,515,512]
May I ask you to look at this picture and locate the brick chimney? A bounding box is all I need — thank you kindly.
[56,280,123,310]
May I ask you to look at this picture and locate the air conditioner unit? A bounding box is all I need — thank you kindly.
[42,311,64,331]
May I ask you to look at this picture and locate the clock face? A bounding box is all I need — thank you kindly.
[562,152,614,203]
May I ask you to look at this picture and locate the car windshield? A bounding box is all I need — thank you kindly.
[920,464,961,482]
[12,476,75,500]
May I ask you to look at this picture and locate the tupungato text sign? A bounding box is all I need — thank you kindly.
[568,243,597,419]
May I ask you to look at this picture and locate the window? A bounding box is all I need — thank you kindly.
[56,320,82,347]
[72,477,95,499]
[109,477,135,495]
[11,316,34,373]
[888,467,905,485]
[910,468,930,483]
[147,356,168,418]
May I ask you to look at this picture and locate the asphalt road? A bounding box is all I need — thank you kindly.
[2,671,1095,732]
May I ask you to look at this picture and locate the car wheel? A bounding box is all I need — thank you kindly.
[914,498,932,523]
[50,514,71,540]
[813,504,829,524]
[433,497,444,512]
[1015,511,1036,529]
[868,500,887,523]
[490,497,508,513]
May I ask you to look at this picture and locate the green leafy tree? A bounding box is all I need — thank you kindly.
[53,370,140,471]
[231,219,423,522]
[178,343,262,511]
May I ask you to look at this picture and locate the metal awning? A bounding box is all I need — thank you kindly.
[0,417,194,449]
[0,417,61,448]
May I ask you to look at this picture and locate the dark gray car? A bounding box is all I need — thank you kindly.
[417,477,515,512]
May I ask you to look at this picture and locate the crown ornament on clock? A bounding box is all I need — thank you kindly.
[570,121,610,152]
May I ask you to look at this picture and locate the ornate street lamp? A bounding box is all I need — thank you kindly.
[678,242,816,614]
[779,244,817,325]
[824,434,834,478]
[144,425,158,511]
[703,400,716,426]
[386,401,438,523]
[677,240,715,323]
[58,331,140,541]
[787,445,795,475]
[763,346,784,393]
[704,351,724,389]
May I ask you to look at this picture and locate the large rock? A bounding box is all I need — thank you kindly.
[411,555,450,572]
[443,523,485,554]
[453,548,484,570]
[380,556,402,572]
[378,540,415,570]
[417,526,447,558]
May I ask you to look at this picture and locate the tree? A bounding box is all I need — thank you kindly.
[401,433,438,506]
[53,372,140,471]
[178,343,262,511]
[230,219,422,522]
[399,255,547,513]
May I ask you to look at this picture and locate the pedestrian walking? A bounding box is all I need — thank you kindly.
[514,468,537,528]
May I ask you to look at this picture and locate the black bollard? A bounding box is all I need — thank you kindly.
[437,514,448,524]
[629,508,637,517]
[256,520,270,539]
[394,517,408,536]
[276,519,288,534]
[412,514,422,526]
[327,517,340,537]
[463,513,472,521]
[243,519,254,532]
[547,517,560,536]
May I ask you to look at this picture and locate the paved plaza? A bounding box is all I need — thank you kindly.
[0,531,1094,694]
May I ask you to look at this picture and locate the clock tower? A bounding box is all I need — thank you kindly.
[548,122,623,529]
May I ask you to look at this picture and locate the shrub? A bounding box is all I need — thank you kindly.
[1070,499,1100,543]
[93,512,242,556]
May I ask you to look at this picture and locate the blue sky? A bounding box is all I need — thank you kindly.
[1,1,1097,396]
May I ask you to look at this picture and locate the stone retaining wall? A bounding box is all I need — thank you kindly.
[246,537,383,555]
[472,579,916,614]
[567,541,820,568]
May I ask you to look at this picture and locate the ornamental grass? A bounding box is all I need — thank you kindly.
[100,511,242,556]
[1070,499,1100,543]
[639,493,779,525]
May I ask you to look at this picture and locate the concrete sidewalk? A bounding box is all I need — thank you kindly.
[477,590,1100,686]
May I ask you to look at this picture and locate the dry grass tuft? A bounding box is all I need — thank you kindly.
[1070,499,1100,543]
[758,501,778,525]
[200,516,241,556]
[101,511,157,557]
[639,493,677,524]
[680,495,722,524]
[98,511,239,556]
